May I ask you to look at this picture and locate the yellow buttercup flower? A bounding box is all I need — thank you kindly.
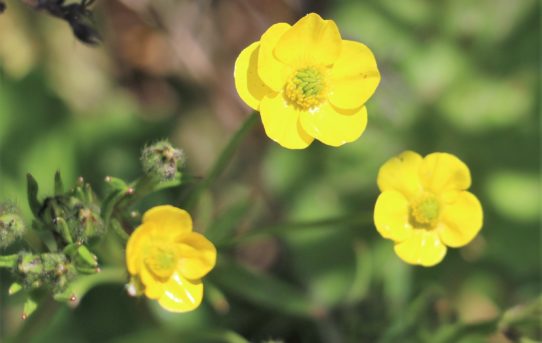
[374,151,483,267]
[125,205,216,312]
[234,13,380,149]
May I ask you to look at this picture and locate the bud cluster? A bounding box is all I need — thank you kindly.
[1,140,188,319]
[14,252,76,293]
[37,176,105,244]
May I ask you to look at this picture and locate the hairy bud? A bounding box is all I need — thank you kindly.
[141,140,185,181]
[0,203,26,249]
[16,252,76,293]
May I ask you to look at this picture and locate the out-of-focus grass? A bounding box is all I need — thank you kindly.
[0,0,539,342]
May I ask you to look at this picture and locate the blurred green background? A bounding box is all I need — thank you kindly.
[0,0,540,342]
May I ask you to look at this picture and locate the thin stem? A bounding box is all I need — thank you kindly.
[0,254,18,268]
[183,112,259,209]
[220,212,372,247]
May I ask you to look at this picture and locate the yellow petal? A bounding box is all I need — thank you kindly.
[126,223,153,275]
[143,205,192,234]
[329,40,380,110]
[394,229,447,267]
[140,265,164,299]
[157,272,203,313]
[259,93,314,149]
[176,232,217,280]
[258,23,292,91]
[274,13,342,66]
[234,42,272,110]
[419,153,471,193]
[299,103,367,147]
[374,191,413,242]
[377,151,424,199]
[437,191,483,248]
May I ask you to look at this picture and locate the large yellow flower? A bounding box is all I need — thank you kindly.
[125,205,216,312]
[374,151,483,267]
[234,13,380,149]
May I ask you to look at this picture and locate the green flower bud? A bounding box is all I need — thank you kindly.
[40,192,105,245]
[141,140,185,181]
[0,203,26,249]
[15,252,76,293]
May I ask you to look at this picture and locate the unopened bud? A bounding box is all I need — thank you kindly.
[141,140,185,181]
[0,203,26,249]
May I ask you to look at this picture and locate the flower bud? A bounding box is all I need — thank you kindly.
[141,140,185,181]
[16,252,76,292]
[0,203,26,249]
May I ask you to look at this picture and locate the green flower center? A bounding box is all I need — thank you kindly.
[284,67,326,110]
[145,244,178,279]
[411,194,441,227]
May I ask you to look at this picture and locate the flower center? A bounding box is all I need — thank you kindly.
[145,243,178,279]
[410,194,441,227]
[284,67,326,110]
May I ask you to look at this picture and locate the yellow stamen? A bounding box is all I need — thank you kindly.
[411,194,440,227]
[284,66,327,110]
[145,244,178,279]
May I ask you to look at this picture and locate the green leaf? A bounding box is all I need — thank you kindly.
[210,257,318,318]
[206,199,251,244]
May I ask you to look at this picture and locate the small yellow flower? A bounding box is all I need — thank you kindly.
[125,205,216,312]
[374,151,483,267]
[234,13,380,149]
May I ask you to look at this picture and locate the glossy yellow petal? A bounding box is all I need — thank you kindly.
[258,23,292,91]
[394,229,447,267]
[377,151,424,199]
[176,232,217,280]
[437,191,483,248]
[259,93,314,149]
[299,103,367,147]
[275,13,342,66]
[419,153,471,193]
[374,191,413,242]
[157,272,203,313]
[143,205,192,234]
[126,223,150,275]
[329,40,380,110]
[234,42,272,110]
[140,265,164,299]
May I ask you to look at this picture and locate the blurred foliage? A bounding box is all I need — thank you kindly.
[0,0,540,342]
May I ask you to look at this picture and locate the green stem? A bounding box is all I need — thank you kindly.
[0,254,18,268]
[183,111,259,209]
[220,212,372,247]
[54,267,127,302]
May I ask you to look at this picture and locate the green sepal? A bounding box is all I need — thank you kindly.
[53,217,73,244]
[53,287,77,303]
[77,245,98,267]
[104,176,129,191]
[54,171,64,196]
[8,282,23,295]
[26,174,41,219]
[22,296,38,320]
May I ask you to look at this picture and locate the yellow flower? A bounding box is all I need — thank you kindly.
[125,205,216,312]
[234,13,380,149]
[374,151,483,267]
